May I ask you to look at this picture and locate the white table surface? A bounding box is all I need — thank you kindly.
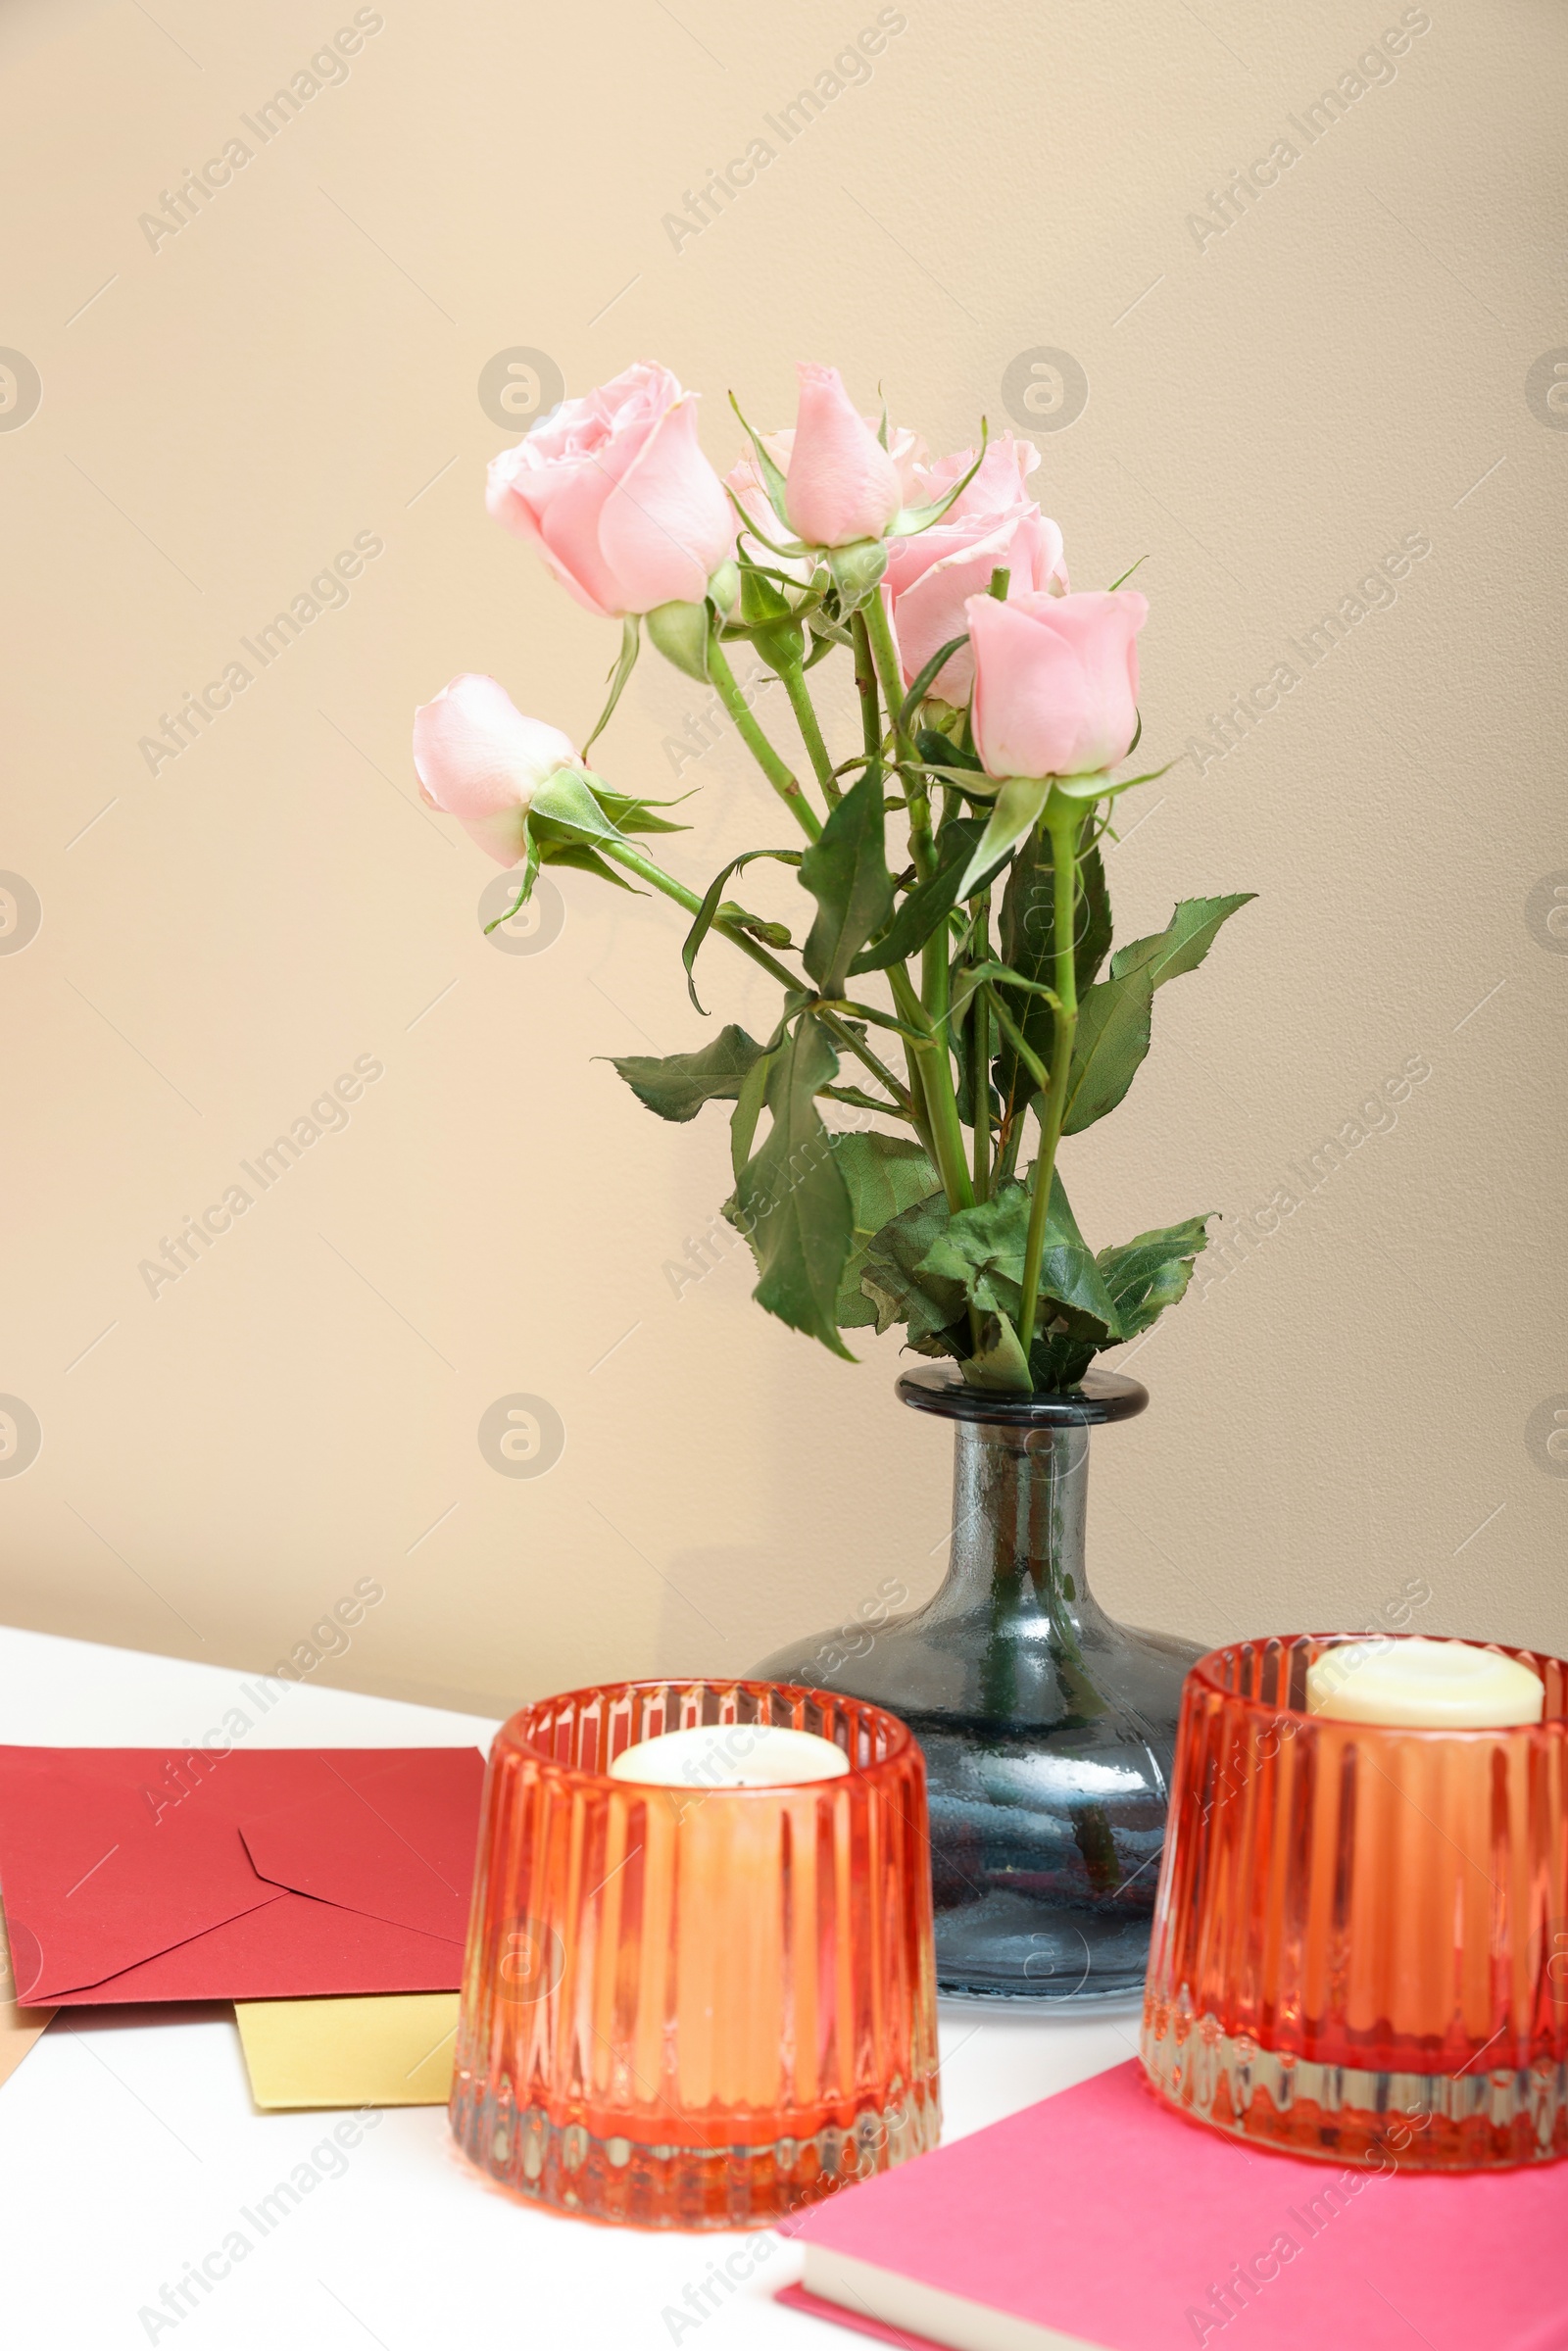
[0,1625,1136,2351]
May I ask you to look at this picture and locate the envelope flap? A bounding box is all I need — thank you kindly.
[236,1749,483,1945]
[0,1747,277,1998]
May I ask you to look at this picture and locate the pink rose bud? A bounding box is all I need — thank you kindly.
[486,362,735,618]
[965,588,1149,780]
[783,364,906,548]
[412,674,581,865]
[883,435,1067,703]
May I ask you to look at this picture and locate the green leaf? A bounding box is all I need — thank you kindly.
[859,1191,964,1347]
[607,1024,765,1123]
[829,1132,941,1328]
[994,836,1112,1118]
[917,1174,1119,1338]
[681,848,801,1013]
[1109,894,1256,989]
[800,769,895,997]
[960,1309,1033,1394]
[1026,1323,1102,1393]
[1054,895,1253,1136]
[956,773,1053,899]
[1096,1216,1212,1341]
[1060,964,1155,1136]
[582,616,640,755]
[849,816,996,975]
[730,1017,856,1356]
[729,1038,778,1183]
[1001,834,1112,994]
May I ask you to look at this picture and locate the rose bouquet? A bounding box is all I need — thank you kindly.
[415,361,1251,1396]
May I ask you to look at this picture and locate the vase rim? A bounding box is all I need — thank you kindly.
[895,1363,1149,1427]
[1188,1633,1567,1736]
[495,1676,922,1790]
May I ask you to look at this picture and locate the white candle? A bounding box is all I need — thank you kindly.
[1306,1637,1544,1728]
[608,1723,850,1788]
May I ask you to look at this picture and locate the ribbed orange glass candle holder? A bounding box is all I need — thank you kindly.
[450,1678,941,2229]
[1142,1634,1568,2170]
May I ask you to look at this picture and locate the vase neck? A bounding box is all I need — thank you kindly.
[944,1418,1108,1640]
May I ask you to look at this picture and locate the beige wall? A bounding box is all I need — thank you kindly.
[1,0,1563,1714]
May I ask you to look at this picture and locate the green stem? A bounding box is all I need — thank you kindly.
[887,961,974,1215]
[778,662,840,807]
[823,999,930,1044]
[856,596,973,1218]
[851,612,882,777]
[971,902,993,1201]
[815,1009,913,1111]
[862,590,911,760]
[1015,797,1081,1361]
[863,593,934,883]
[707,636,820,842]
[598,835,801,991]
[852,610,926,1143]
[820,1083,912,1121]
[843,613,966,1219]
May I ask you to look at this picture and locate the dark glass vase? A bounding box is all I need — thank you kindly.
[756,1364,1201,2005]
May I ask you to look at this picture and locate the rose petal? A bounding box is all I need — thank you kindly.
[784,364,904,548]
[598,395,735,612]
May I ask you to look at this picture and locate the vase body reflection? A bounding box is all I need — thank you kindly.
[757,1366,1200,2004]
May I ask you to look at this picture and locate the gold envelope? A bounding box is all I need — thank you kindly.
[233,1990,460,2109]
[0,1893,55,2092]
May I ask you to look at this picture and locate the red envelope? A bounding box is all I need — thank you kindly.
[0,1746,484,2004]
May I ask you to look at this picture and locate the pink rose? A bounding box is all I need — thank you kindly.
[486,361,734,618]
[728,409,925,577]
[413,674,581,865]
[782,364,908,548]
[965,589,1148,779]
[882,436,1067,702]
